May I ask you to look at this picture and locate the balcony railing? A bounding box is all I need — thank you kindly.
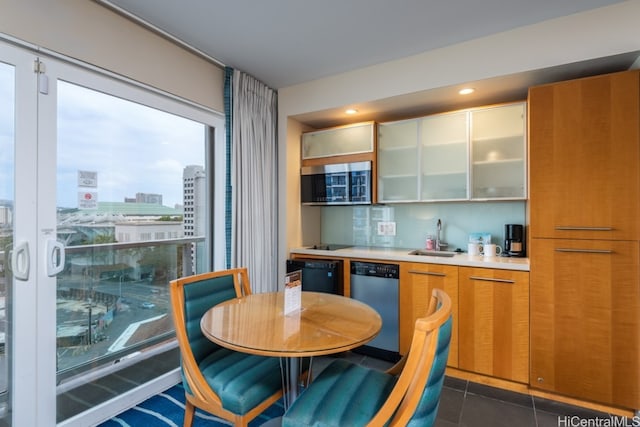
[55,236,205,384]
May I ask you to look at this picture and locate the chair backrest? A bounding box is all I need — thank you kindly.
[170,268,252,400]
[369,288,452,427]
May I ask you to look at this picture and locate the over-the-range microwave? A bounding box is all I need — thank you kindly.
[301,161,372,205]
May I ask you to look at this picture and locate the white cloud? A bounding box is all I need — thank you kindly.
[0,70,208,208]
[56,81,206,207]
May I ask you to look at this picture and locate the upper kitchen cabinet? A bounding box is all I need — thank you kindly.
[470,103,526,200]
[301,121,375,165]
[377,118,419,201]
[420,111,468,200]
[529,70,640,240]
[378,102,525,203]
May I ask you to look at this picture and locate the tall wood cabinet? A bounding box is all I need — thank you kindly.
[529,70,640,241]
[529,70,640,409]
[529,239,640,408]
[458,267,529,383]
[399,263,458,367]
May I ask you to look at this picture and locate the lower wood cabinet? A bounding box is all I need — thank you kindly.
[458,267,530,383]
[530,238,640,409]
[400,262,458,367]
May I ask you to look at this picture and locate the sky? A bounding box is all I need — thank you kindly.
[57,81,206,208]
[0,62,15,203]
[0,65,206,209]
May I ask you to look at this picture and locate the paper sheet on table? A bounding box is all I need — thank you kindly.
[284,270,302,315]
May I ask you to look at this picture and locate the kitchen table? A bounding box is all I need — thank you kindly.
[200,291,382,409]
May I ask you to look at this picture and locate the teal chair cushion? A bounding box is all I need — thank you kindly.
[183,275,237,364]
[198,348,282,415]
[282,359,397,427]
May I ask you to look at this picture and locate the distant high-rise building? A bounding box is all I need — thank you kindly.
[183,166,206,273]
[183,165,205,237]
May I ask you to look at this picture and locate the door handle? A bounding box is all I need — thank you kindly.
[554,248,613,254]
[469,276,515,284]
[408,270,446,277]
[554,226,613,231]
[11,240,30,281]
[46,239,65,277]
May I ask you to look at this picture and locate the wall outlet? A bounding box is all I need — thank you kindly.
[377,221,396,236]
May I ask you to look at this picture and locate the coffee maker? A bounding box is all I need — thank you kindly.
[504,224,525,257]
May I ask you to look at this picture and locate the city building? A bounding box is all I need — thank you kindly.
[182,165,205,238]
[182,165,206,272]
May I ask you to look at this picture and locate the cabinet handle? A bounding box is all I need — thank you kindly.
[555,248,614,254]
[408,270,446,277]
[555,226,613,231]
[469,276,515,284]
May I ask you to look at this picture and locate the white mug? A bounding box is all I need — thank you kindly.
[468,242,483,256]
[483,244,502,257]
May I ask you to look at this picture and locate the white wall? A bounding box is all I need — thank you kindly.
[277,0,640,272]
[0,0,224,112]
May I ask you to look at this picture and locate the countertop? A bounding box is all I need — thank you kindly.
[290,246,530,271]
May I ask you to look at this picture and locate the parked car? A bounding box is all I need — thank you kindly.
[140,302,155,309]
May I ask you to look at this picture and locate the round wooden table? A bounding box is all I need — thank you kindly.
[201,291,382,405]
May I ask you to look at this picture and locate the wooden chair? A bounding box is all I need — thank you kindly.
[282,288,452,427]
[170,268,283,427]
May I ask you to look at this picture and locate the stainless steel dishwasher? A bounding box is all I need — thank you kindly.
[350,261,400,362]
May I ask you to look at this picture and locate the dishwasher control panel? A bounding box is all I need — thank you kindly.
[351,262,399,279]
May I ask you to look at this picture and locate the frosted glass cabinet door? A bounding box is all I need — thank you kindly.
[301,122,374,159]
[470,103,526,199]
[420,111,468,200]
[377,119,419,201]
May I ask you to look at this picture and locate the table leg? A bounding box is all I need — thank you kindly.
[288,357,299,404]
[275,356,312,420]
[280,356,301,410]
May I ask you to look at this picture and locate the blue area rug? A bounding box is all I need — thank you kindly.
[98,383,284,427]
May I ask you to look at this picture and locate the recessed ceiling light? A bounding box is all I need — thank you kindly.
[459,88,475,95]
[345,108,358,115]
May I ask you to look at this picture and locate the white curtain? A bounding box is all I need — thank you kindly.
[230,70,278,293]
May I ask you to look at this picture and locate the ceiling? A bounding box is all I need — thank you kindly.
[100,0,637,127]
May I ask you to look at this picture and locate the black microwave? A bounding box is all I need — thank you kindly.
[301,161,372,205]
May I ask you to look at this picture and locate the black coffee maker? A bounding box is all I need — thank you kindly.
[504,224,525,257]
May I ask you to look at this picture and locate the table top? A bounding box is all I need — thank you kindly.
[201,291,382,358]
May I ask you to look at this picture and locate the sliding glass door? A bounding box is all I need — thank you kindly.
[0,41,39,427]
[0,39,224,426]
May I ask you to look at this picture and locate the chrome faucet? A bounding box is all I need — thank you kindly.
[436,219,442,251]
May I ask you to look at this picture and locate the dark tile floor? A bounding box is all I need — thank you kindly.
[317,352,634,427]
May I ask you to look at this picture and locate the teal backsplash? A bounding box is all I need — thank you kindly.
[321,201,526,252]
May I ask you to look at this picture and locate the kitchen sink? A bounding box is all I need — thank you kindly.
[408,249,457,257]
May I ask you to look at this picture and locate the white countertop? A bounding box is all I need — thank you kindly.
[290,246,530,271]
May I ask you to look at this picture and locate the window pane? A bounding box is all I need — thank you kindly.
[0,60,15,420]
[55,81,206,380]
